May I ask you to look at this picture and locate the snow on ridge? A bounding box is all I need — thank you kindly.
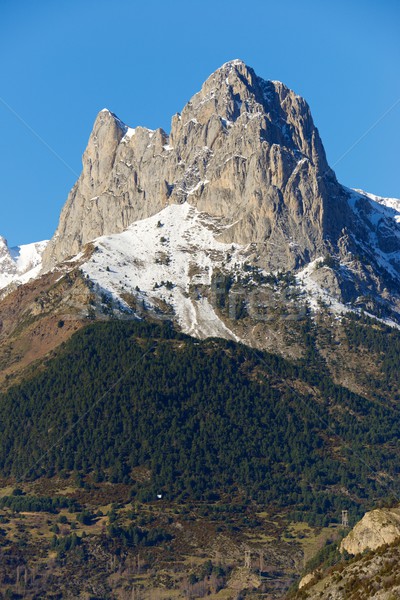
[217,59,247,75]
[353,188,400,208]
[296,257,348,315]
[295,257,400,330]
[98,109,155,144]
[81,203,243,341]
[10,240,48,273]
[347,188,400,277]
[347,188,400,223]
[0,239,48,292]
[122,127,136,140]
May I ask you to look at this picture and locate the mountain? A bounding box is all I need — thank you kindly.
[0,60,399,336]
[0,60,399,599]
[0,59,399,393]
[42,58,345,272]
[36,59,400,335]
[0,237,47,293]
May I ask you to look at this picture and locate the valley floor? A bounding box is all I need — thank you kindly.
[0,476,348,600]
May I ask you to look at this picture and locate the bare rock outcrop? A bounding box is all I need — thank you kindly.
[340,507,400,555]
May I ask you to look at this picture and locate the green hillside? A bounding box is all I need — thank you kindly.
[0,317,399,525]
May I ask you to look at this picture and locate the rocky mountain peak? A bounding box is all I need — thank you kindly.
[171,60,329,173]
[82,108,128,195]
[43,59,348,273]
[0,237,16,275]
[40,59,400,324]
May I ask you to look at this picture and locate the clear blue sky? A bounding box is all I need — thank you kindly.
[0,0,399,246]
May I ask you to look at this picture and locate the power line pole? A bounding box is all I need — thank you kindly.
[244,549,251,569]
[341,510,349,528]
[259,551,264,574]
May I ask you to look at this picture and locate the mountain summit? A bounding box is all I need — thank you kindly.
[42,60,351,273]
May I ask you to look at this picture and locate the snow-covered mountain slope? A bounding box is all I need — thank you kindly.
[347,187,400,279]
[0,238,48,292]
[79,197,400,346]
[295,256,400,328]
[81,203,245,339]
[353,188,400,220]
[1,188,399,345]
[0,193,399,357]
[1,189,398,344]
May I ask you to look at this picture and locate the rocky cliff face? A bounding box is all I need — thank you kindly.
[42,60,351,273]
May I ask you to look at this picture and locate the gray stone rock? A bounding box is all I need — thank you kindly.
[341,508,400,555]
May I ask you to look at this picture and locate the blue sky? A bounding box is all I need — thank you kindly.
[0,0,399,246]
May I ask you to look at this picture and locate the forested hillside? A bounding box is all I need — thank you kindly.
[1,317,399,525]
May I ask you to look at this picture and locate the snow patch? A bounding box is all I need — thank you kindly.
[353,188,400,224]
[187,180,209,196]
[123,127,136,140]
[81,204,244,340]
[295,258,346,314]
[347,187,400,278]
